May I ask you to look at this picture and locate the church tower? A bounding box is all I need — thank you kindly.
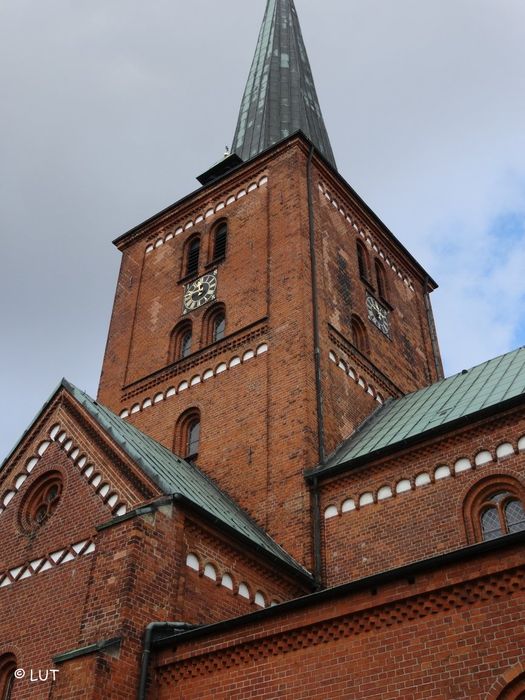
[97,0,443,566]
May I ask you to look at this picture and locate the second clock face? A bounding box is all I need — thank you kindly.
[183,273,218,313]
[366,294,390,336]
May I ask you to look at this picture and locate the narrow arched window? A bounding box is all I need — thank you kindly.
[0,655,16,700]
[181,330,192,358]
[186,237,200,277]
[351,315,369,354]
[187,418,200,458]
[356,241,369,281]
[212,222,228,262]
[170,321,193,362]
[212,314,225,342]
[203,303,226,345]
[375,259,388,302]
[175,409,201,460]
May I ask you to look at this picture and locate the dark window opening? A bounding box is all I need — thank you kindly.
[213,223,228,261]
[375,259,388,301]
[357,242,369,281]
[187,238,200,277]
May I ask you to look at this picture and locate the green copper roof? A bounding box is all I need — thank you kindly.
[319,347,525,472]
[232,0,336,169]
[60,381,310,578]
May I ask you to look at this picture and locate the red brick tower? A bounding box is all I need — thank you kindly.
[97,0,443,567]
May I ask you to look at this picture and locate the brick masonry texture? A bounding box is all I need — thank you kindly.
[2,137,525,699]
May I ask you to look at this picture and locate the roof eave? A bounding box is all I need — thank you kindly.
[306,391,525,482]
[153,529,525,650]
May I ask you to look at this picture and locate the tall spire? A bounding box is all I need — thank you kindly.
[232,0,336,169]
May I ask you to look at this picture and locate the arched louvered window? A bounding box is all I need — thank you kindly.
[356,241,369,281]
[186,237,200,277]
[212,222,228,262]
[375,259,388,302]
[351,315,369,354]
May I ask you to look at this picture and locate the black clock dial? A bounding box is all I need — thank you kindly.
[183,273,218,313]
[366,294,390,336]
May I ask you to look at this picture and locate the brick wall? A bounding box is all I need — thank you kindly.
[154,542,525,700]
[321,408,525,585]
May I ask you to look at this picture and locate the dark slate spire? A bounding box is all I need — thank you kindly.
[232,0,336,169]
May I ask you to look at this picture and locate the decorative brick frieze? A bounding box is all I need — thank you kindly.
[328,350,386,405]
[323,433,525,520]
[185,552,276,610]
[144,175,269,255]
[0,539,95,589]
[122,322,268,401]
[158,563,525,682]
[120,343,269,419]
[318,181,415,291]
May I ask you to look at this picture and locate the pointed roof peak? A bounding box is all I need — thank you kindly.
[232,0,336,169]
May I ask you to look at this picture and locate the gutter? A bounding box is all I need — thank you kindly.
[153,529,525,651]
[137,622,195,700]
[95,494,314,587]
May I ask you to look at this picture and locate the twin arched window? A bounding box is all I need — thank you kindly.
[0,655,16,700]
[184,222,229,279]
[480,492,525,540]
[465,477,525,543]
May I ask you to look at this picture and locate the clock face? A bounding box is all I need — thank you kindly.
[366,294,390,336]
[183,272,218,313]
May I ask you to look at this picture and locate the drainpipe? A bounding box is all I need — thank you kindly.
[307,145,326,466]
[310,476,323,586]
[307,144,325,588]
[137,622,194,700]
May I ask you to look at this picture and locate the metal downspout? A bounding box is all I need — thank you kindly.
[307,144,325,585]
[137,622,194,700]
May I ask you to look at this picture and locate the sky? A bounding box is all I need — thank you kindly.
[1,0,525,463]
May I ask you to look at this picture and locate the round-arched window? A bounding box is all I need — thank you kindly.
[19,472,63,532]
[0,654,16,700]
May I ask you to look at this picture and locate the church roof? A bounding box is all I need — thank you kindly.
[0,378,310,579]
[313,346,525,475]
[232,0,336,169]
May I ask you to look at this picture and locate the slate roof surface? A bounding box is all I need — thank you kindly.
[232,0,336,168]
[62,380,310,577]
[321,347,525,471]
